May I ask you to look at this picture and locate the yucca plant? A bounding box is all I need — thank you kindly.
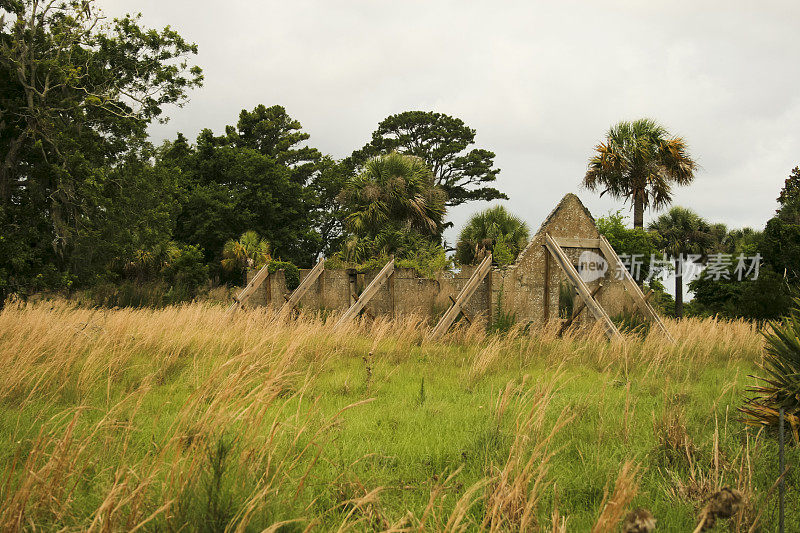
[740,301,800,437]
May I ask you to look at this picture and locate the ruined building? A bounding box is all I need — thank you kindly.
[239,193,667,338]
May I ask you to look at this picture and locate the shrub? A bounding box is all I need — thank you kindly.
[455,205,529,266]
[329,240,451,280]
[596,211,659,281]
[395,240,451,278]
[162,244,209,296]
[268,261,300,291]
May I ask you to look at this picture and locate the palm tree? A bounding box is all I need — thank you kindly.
[649,207,714,318]
[340,152,446,261]
[455,206,530,266]
[124,242,178,282]
[584,119,697,228]
[221,231,271,276]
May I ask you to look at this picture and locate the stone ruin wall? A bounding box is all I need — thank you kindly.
[490,193,631,329]
[245,193,635,329]
[246,265,492,323]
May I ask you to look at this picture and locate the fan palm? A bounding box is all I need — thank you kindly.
[584,119,697,228]
[124,242,179,281]
[221,231,271,274]
[649,207,714,318]
[455,206,529,266]
[340,152,446,259]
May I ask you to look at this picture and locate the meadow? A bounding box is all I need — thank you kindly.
[0,302,796,532]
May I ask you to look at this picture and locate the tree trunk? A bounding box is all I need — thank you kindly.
[633,191,644,229]
[674,255,684,318]
[0,134,25,204]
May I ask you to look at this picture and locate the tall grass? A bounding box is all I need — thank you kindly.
[0,300,792,531]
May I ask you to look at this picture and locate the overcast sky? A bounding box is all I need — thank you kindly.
[102,0,800,242]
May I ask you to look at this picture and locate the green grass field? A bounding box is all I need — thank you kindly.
[0,302,796,531]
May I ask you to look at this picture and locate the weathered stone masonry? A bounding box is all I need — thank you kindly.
[246,193,631,328]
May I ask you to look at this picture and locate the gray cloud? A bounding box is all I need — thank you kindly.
[100,0,800,239]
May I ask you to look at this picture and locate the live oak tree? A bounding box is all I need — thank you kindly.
[348,111,506,209]
[583,119,697,229]
[170,106,324,271]
[0,0,202,298]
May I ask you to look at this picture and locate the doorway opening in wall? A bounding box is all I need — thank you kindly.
[558,280,575,319]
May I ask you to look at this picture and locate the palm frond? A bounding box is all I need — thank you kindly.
[583,119,696,215]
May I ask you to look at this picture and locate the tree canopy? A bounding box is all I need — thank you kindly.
[338,152,446,263]
[0,0,202,300]
[584,119,697,228]
[167,106,324,273]
[348,111,505,209]
[455,206,529,266]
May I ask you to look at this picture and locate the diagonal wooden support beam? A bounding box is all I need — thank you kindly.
[429,254,493,339]
[596,235,674,342]
[544,233,622,341]
[279,259,325,315]
[226,263,270,315]
[449,295,473,325]
[334,258,395,329]
[558,283,603,336]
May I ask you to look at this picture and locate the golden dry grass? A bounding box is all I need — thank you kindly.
[0,300,788,531]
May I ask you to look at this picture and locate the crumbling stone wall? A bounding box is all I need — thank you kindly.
[245,193,635,329]
[246,265,492,323]
[490,193,630,328]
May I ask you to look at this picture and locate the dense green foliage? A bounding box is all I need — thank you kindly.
[267,260,300,291]
[595,211,674,314]
[348,111,505,209]
[776,166,800,221]
[0,7,505,304]
[584,119,697,228]
[596,211,658,278]
[455,206,529,266]
[0,0,797,325]
[0,0,202,301]
[689,228,793,320]
[84,242,210,307]
[689,169,800,320]
[649,207,714,317]
[338,153,447,264]
[168,105,323,271]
